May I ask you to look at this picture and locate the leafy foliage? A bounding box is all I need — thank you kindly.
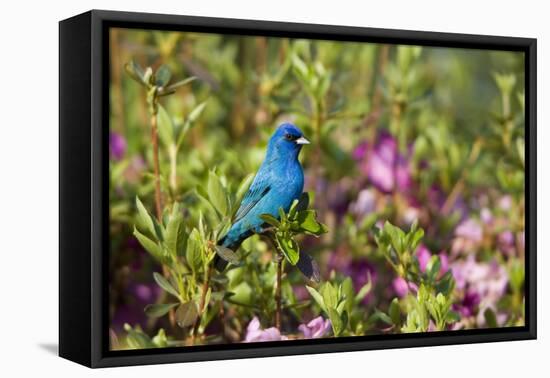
[108,29,526,349]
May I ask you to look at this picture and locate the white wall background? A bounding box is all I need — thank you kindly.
[0,0,546,376]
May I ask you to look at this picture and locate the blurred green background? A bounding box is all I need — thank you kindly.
[108,28,525,349]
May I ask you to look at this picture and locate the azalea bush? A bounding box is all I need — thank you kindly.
[108,28,525,350]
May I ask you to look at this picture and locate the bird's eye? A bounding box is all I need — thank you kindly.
[285,133,296,141]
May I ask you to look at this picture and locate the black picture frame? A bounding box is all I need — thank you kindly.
[59,9,537,368]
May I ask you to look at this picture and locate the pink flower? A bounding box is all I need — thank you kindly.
[497,231,515,256]
[109,132,126,161]
[350,189,376,217]
[354,132,412,193]
[392,277,409,298]
[416,245,431,272]
[480,208,493,224]
[498,195,513,211]
[452,218,483,254]
[298,316,331,338]
[244,317,287,342]
[455,219,483,242]
[451,255,508,312]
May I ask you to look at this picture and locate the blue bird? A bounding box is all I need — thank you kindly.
[214,123,310,271]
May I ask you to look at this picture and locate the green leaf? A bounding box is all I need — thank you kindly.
[124,324,153,349]
[295,210,328,236]
[188,101,208,123]
[328,308,344,336]
[426,255,441,282]
[410,228,425,251]
[208,171,228,216]
[446,310,461,323]
[484,307,498,328]
[516,138,525,167]
[341,277,354,315]
[135,196,157,239]
[354,275,372,304]
[155,64,172,87]
[124,61,146,86]
[383,221,405,254]
[144,303,179,318]
[186,229,203,272]
[259,213,281,227]
[320,282,338,310]
[164,204,184,257]
[143,67,153,86]
[165,76,196,92]
[153,272,179,298]
[152,329,168,348]
[276,233,300,265]
[306,285,326,313]
[214,245,240,264]
[291,54,309,80]
[374,309,393,325]
[178,101,208,145]
[435,271,455,296]
[389,298,401,325]
[133,227,163,261]
[157,105,174,147]
[176,301,199,328]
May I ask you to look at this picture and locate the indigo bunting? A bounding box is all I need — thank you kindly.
[214,123,310,271]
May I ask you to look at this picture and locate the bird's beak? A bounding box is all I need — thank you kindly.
[295,136,310,145]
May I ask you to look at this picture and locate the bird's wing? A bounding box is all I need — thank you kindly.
[233,174,271,224]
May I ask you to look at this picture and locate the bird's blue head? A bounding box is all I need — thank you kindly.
[268,123,310,159]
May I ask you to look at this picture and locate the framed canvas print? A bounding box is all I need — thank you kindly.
[59,10,537,368]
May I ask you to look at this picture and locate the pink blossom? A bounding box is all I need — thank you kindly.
[452,218,483,254]
[480,208,493,224]
[244,317,287,342]
[298,316,331,338]
[451,255,508,311]
[416,245,431,272]
[498,195,513,211]
[109,132,126,161]
[392,277,409,298]
[350,189,376,217]
[497,230,515,256]
[354,132,412,193]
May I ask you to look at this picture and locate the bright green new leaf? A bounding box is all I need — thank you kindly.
[276,233,299,265]
[389,298,401,325]
[164,205,184,257]
[354,275,372,304]
[135,196,158,240]
[186,229,203,272]
[153,272,180,299]
[295,210,328,236]
[328,308,344,336]
[133,227,163,262]
[306,285,326,313]
[484,307,498,328]
[259,213,280,227]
